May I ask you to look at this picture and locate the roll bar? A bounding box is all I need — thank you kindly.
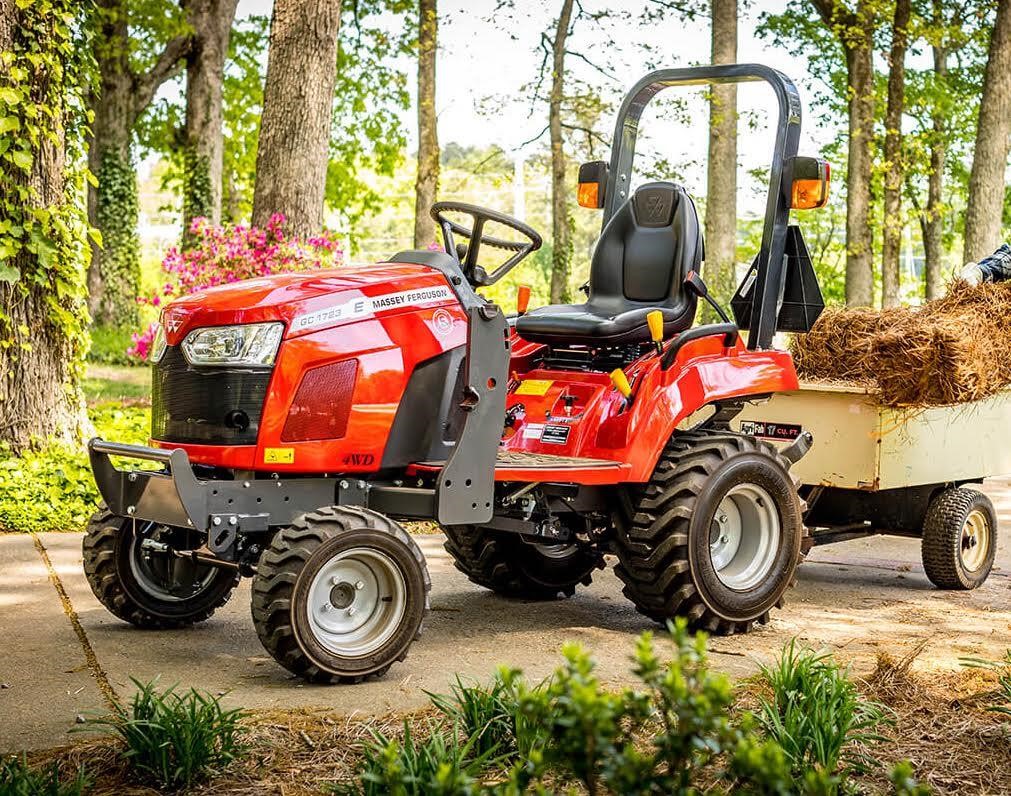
[602,64,803,351]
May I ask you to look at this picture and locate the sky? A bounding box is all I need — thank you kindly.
[234,0,839,205]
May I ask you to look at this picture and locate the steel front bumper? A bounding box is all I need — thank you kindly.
[88,438,337,536]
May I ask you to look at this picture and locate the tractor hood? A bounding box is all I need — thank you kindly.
[159,263,459,345]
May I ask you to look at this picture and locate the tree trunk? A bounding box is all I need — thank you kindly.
[252,0,342,238]
[924,35,948,300]
[880,0,910,308]
[843,11,875,307]
[704,0,738,315]
[87,0,189,324]
[0,1,88,451]
[182,0,240,234]
[87,0,140,326]
[413,0,439,248]
[964,0,1011,264]
[548,0,574,305]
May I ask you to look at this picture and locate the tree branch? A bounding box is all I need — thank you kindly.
[133,33,192,116]
[565,48,618,82]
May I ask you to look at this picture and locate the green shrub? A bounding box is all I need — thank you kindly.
[341,721,497,796]
[0,403,148,533]
[86,678,245,790]
[87,325,141,367]
[0,756,89,796]
[427,669,537,762]
[756,640,890,777]
[889,760,932,795]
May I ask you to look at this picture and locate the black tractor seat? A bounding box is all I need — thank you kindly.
[515,182,703,347]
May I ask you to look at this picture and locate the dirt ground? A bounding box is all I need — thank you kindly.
[2,479,1009,756]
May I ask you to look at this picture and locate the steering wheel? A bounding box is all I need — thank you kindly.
[430,201,542,287]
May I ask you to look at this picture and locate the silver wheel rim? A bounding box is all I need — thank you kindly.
[709,483,781,591]
[128,524,219,602]
[961,509,991,573]
[306,548,407,657]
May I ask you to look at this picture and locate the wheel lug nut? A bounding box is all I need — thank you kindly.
[346,606,356,616]
[355,581,364,590]
[718,514,728,523]
[321,603,332,613]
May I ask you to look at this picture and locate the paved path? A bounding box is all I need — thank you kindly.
[3,480,1010,753]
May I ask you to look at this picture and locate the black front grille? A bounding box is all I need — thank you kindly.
[151,346,272,445]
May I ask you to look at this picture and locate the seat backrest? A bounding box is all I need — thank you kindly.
[587,181,703,314]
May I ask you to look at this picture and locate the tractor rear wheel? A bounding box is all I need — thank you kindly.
[83,509,238,629]
[251,506,430,683]
[613,431,809,634]
[443,524,603,599]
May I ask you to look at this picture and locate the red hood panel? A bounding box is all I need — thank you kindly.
[160,263,458,345]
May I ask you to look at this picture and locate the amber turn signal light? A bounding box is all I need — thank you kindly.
[577,160,608,209]
[516,284,531,315]
[790,157,831,210]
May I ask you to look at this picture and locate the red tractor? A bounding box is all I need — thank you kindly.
[87,65,829,682]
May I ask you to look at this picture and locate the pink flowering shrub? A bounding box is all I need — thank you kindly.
[128,214,343,360]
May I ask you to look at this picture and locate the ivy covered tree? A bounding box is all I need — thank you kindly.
[87,0,189,326]
[413,0,440,248]
[0,0,93,450]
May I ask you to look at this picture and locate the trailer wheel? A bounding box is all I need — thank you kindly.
[443,524,603,599]
[614,431,809,634]
[83,508,238,629]
[921,488,997,590]
[251,506,430,683]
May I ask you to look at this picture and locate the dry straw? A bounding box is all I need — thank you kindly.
[791,281,1011,407]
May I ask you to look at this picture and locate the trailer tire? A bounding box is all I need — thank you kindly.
[921,488,996,590]
[83,508,238,629]
[443,524,603,599]
[613,431,809,634]
[251,506,430,683]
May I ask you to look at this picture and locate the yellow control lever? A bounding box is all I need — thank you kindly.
[610,368,633,404]
[647,310,664,355]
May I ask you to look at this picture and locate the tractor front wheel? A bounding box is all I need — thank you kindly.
[443,524,603,600]
[614,431,809,634]
[251,506,430,683]
[83,509,238,629]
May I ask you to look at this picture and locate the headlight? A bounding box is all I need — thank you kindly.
[149,323,167,364]
[182,322,284,366]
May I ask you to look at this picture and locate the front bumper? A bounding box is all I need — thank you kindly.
[88,438,337,538]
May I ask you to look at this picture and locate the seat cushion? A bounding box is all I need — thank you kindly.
[515,303,695,346]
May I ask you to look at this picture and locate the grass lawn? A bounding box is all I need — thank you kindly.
[83,364,150,405]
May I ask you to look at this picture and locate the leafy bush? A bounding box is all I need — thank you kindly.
[86,678,245,790]
[128,214,343,360]
[0,404,149,533]
[87,325,141,367]
[756,640,891,777]
[0,756,89,796]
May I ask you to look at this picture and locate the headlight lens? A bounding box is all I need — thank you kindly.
[181,322,284,366]
[149,323,168,364]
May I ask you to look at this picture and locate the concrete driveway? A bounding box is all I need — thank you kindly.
[3,479,1010,753]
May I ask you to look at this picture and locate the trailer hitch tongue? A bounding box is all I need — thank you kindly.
[781,431,814,465]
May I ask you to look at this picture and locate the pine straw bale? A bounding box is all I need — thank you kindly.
[792,282,1011,407]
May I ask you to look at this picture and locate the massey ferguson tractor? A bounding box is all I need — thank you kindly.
[86,65,830,682]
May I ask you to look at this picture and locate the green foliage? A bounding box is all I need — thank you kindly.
[345,721,498,796]
[757,640,891,777]
[93,150,141,327]
[0,403,149,533]
[428,670,537,762]
[0,756,89,796]
[180,146,213,243]
[88,325,143,367]
[889,760,932,796]
[0,0,93,366]
[86,678,245,790]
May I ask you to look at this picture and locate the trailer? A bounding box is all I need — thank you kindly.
[733,382,1010,589]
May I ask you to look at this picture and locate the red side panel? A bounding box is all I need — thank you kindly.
[499,332,798,483]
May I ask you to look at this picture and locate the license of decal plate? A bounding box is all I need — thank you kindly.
[515,379,553,396]
[540,424,571,445]
[739,421,803,441]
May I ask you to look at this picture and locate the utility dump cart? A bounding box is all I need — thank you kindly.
[735,384,1009,589]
